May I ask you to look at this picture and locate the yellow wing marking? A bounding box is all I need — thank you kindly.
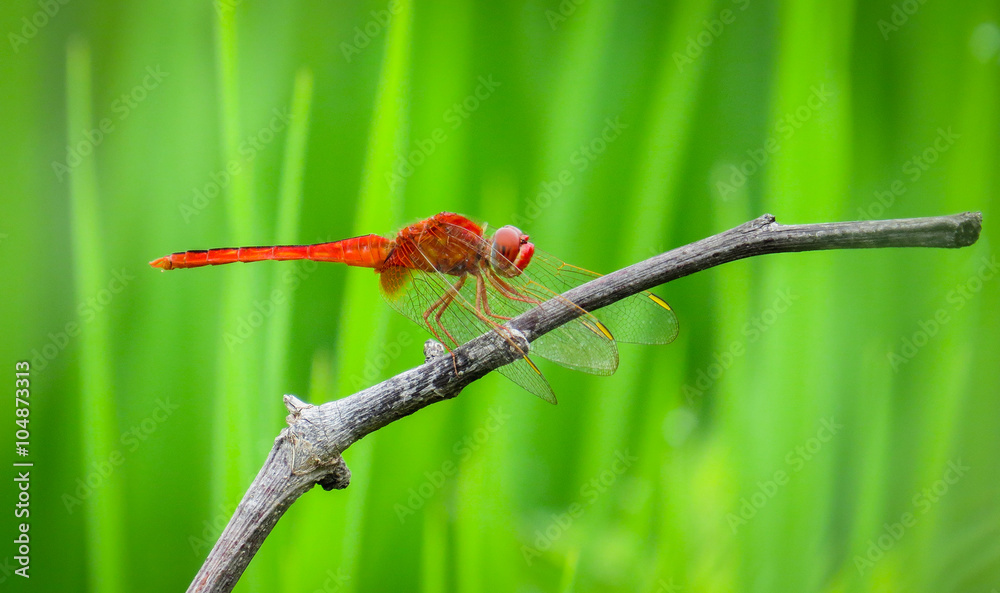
[577,318,615,341]
[647,292,672,311]
[594,320,614,340]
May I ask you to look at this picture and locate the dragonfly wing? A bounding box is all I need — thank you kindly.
[378,264,557,403]
[378,264,482,349]
[497,357,557,404]
[431,223,621,376]
[528,249,679,345]
[473,270,619,375]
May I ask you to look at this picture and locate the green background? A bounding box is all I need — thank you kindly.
[1,0,998,591]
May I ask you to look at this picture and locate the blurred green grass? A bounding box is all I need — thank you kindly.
[1,0,998,592]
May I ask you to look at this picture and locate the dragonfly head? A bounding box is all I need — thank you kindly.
[490,225,534,277]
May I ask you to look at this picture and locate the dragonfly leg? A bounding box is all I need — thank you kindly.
[472,274,533,362]
[430,275,468,377]
[421,275,466,349]
[474,272,484,311]
[485,267,543,306]
[421,302,448,348]
[476,273,512,322]
[433,276,466,347]
[421,291,451,348]
[485,266,606,339]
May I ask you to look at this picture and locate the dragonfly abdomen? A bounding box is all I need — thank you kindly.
[150,235,391,270]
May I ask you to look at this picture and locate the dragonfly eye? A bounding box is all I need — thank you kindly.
[491,225,533,277]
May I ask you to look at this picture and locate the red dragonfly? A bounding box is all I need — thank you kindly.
[150,212,678,402]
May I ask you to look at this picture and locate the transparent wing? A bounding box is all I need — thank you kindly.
[432,226,622,375]
[468,260,618,375]
[526,249,680,345]
[467,261,619,375]
[378,263,558,404]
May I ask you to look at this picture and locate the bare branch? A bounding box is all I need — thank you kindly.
[186,212,982,593]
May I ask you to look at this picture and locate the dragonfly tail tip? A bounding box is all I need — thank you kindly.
[149,256,172,270]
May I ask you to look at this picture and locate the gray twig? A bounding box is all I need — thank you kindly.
[186,212,982,593]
